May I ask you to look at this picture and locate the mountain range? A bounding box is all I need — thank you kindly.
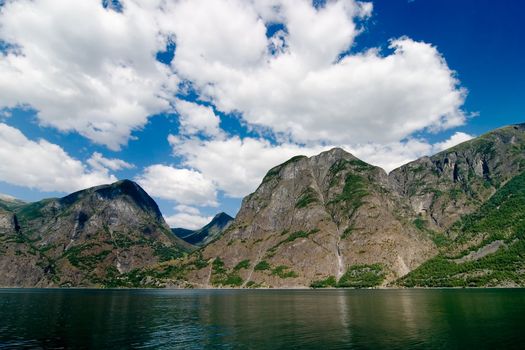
[1,123,525,288]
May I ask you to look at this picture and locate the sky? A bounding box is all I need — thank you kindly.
[0,0,523,229]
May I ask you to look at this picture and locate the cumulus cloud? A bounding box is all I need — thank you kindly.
[0,123,116,192]
[164,205,212,229]
[135,164,218,207]
[0,0,467,151]
[167,0,466,145]
[175,99,222,137]
[0,0,178,150]
[432,132,474,153]
[87,152,134,172]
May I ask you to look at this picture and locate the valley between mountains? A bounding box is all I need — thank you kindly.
[2,123,525,288]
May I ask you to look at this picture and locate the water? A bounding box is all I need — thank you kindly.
[1,289,525,349]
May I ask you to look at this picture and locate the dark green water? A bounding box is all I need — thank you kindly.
[1,289,525,349]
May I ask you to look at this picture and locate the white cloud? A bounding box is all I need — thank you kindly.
[87,152,134,172]
[175,99,222,137]
[349,139,433,173]
[135,164,218,207]
[167,0,466,145]
[164,205,212,229]
[0,0,178,150]
[0,123,116,192]
[432,132,474,153]
[0,0,467,153]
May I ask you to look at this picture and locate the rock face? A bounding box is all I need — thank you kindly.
[0,180,190,287]
[177,124,525,288]
[390,123,525,231]
[184,149,437,288]
[172,212,233,246]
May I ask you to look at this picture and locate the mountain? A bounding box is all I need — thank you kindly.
[146,123,525,289]
[2,123,525,289]
[0,180,191,287]
[0,194,25,211]
[172,212,233,246]
[395,124,525,287]
[176,149,437,288]
[390,123,525,231]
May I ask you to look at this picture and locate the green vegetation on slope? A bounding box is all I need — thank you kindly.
[399,170,525,287]
[254,260,271,271]
[210,257,244,287]
[271,265,298,278]
[330,173,369,215]
[311,264,385,288]
[266,229,320,255]
[295,187,319,209]
[338,264,385,288]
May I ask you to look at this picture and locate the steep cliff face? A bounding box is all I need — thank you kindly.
[389,124,525,231]
[183,149,436,288]
[0,180,190,287]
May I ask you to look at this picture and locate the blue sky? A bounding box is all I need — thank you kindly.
[0,0,523,229]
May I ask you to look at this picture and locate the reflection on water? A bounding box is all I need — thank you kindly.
[1,289,525,349]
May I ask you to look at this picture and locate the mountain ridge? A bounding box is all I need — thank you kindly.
[1,122,525,288]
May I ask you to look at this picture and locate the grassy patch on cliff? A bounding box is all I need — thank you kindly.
[262,155,306,184]
[267,228,320,254]
[15,200,53,222]
[271,265,298,278]
[295,187,319,209]
[330,173,368,215]
[64,243,111,270]
[413,215,451,248]
[254,260,271,271]
[234,259,250,271]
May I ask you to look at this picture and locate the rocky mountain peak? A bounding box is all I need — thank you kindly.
[211,212,234,224]
[59,179,163,222]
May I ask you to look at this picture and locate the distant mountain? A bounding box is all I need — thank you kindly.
[172,212,234,247]
[0,180,191,287]
[0,194,25,211]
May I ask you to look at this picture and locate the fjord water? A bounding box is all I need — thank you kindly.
[1,289,525,349]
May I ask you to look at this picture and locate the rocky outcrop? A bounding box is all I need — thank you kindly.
[0,180,191,287]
